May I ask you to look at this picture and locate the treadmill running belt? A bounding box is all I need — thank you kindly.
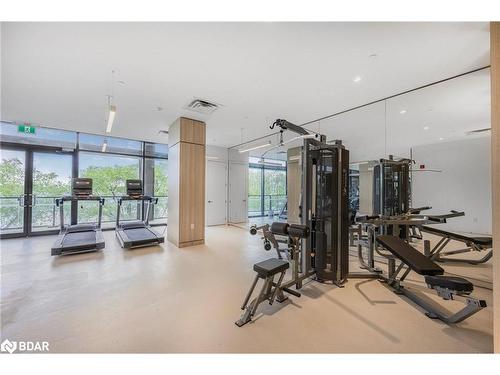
[125,227,158,242]
[61,231,97,251]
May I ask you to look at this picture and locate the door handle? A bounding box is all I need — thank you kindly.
[208,200,213,203]
[27,194,37,207]
[18,194,27,207]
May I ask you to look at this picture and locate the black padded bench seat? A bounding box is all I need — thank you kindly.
[421,225,492,246]
[253,258,289,278]
[377,235,444,276]
[424,275,474,293]
[237,258,293,326]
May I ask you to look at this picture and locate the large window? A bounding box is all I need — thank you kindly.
[248,167,263,216]
[144,142,168,158]
[79,133,143,155]
[248,157,287,217]
[264,168,287,215]
[349,168,360,211]
[0,149,26,233]
[1,122,169,235]
[78,151,142,227]
[144,158,168,224]
[31,152,72,232]
[0,122,77,149]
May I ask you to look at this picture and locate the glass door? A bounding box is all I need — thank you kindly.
[0,147,74,238]
[30,151,73,234]
[0,148,27,237]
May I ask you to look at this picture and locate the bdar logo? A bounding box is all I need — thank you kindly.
[1,339,17,354]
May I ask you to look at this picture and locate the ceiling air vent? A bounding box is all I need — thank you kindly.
[465,128,491,135]
[184,98,220,115]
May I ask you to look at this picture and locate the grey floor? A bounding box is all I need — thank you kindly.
[0,225,493,353]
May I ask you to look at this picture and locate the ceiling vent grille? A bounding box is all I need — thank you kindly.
[184,98,220,115]
[465,128,491,135]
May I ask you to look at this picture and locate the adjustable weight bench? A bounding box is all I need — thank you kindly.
[376,235,486,324]
[421,225,492,265]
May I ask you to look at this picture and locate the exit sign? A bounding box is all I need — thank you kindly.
[18,124,36,134]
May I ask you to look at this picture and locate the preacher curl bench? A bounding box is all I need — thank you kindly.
[376,235,486,323]
[236,223,310,327]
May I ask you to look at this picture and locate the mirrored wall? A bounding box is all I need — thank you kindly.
[229,67,492,237]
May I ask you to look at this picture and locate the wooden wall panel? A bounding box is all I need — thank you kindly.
[192,143,206,240]
[177,117,206,145]
[192,120,206,145]
[178,142,205,245]
[167,117,206,248]
[491,21,500,353]
[179,118,194,144]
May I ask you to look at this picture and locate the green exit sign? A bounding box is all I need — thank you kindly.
[18,124,36,134]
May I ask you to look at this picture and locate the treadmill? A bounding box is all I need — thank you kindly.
[51,178,105,256]
[115,179,165,249]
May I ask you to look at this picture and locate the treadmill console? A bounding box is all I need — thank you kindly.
[126,179,143,198]
[72,178,93,197]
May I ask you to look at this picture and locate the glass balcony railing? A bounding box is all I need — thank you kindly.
[248,194,287,217]
[0,195,168,232]
[0,196,24,231]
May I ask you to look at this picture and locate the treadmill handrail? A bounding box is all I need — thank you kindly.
[56,195,105,230]
[117,195,157,204]
[56,195,105,205]
[116,195,158,227]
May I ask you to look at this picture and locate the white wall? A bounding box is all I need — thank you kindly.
[206,145,228,162]
[228,149,249,223]
[412,136,492,234]
[204,146,249,225]
[206,146,228,226]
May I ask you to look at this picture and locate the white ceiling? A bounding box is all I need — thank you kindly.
[1,22,491,150]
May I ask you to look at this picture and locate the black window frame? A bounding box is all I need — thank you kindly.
[0,122,169,235]
[248,159,287,218]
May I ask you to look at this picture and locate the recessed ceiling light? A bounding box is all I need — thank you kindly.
[423,126,430,130]
[353,76,362,83]
[439,137,444,141]
[400,110,407,114]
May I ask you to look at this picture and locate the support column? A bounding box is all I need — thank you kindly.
[167,117,206,248]
[491,21,500,353]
